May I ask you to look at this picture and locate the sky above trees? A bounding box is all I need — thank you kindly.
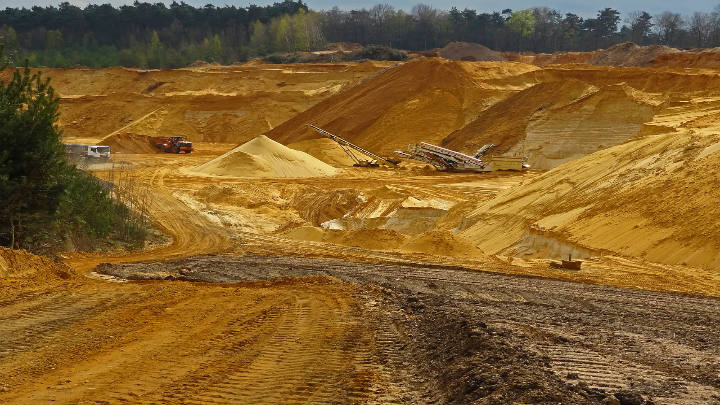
[2,0,717,18]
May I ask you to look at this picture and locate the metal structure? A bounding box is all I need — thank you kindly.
[395,142,491,172]
[309,124,399,167]
[474,143,495,158]
[395,142,528,172]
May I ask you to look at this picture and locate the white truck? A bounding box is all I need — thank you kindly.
[64,144,111,161]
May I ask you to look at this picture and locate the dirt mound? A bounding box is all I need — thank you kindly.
[589,42,678,67]
[101,133,158,154]
[287,138,355,167]
[267,58,539,154]
[193,135,338,178]
[438,42,506,61]
[0,247,74,281]
[652,47,720,69]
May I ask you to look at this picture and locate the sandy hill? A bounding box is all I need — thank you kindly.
[443,79,660,169]
[652,47,720,69]
[441,65,720,170]
[502,43,678,68]
[193,135,338,178]
[589,42,678,67]
[438,42,506,62]
[0,63,389,145]
[266,58,539,155]
[457,100,720,268]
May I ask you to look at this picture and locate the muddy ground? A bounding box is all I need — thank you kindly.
[98,255,720,405]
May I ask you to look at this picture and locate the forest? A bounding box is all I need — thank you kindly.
[1,1,720,68]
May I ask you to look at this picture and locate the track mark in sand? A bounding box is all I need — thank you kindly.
[0,280,386,405]
[161,290,381,405]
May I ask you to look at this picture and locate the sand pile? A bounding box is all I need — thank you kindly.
[267,58,539,154]
[589,42,678,67]
[194,135,338,178]
[0,247,74,281]
[438,42,506,62]
[287,138,355,167]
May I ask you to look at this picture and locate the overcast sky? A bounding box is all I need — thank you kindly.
[0,0,717,19]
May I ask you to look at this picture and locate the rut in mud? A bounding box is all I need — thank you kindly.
[97,255,720,405]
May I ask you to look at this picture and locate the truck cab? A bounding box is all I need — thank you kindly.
[87,145,111,160]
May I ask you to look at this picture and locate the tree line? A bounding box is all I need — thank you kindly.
[1,1,720,68]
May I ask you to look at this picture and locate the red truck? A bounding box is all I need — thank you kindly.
[152,136,194,154]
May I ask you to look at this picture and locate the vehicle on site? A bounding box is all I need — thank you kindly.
[64,144,111,160]
[152,136,194,154]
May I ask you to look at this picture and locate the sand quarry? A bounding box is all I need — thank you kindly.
[4,50,720,404]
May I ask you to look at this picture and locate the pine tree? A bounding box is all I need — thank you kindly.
[0,53,65,248]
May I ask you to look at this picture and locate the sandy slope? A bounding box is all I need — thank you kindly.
[0,62,389,146]
[266,58,540,155]
[460,107,720,269]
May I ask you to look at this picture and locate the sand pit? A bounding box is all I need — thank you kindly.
[438,42,506,62]
[193,135,338,178]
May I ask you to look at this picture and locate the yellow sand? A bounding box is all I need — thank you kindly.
[193,135,338,178]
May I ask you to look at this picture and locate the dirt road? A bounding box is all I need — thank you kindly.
[0,276,399,404]
[98,255,720,404]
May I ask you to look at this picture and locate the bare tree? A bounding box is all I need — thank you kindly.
[689,12,714,47]
[655,11,685,45]
[412,4,438,49]
[370,4,395,45]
